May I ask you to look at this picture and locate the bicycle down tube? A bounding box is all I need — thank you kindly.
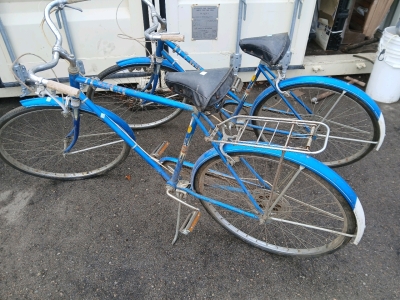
[73,75,267,216]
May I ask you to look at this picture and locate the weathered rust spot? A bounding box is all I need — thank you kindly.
[180,145,188,155]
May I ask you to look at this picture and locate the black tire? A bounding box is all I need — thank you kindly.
[0,106,130,180]
[86,64,186,129]
[251,83,380,167]
[193,152,357,257]
[219,101,250,121]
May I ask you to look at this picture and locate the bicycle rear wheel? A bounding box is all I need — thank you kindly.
[0,106,130,180]
[86,64,186,129]
[193,152,357,257]
[251,83,379,167]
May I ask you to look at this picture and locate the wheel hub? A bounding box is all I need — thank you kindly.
[251,188,292,219]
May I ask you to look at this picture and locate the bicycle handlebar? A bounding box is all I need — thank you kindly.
[142,0,167,31]
[141,0,184,42]
[28,0,183,96]
[45,79,81,97]
[28,0,89,90]
[160,34,185,42]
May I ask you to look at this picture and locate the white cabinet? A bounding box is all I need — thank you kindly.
[166,0,317,71]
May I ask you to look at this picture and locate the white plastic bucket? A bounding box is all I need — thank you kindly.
[366,26,400,103]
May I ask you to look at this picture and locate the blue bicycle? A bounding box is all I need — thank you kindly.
[86,0,385,168]
[0,0,366,257]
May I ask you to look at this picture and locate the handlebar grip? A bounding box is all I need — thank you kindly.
[46,80,81,97]
[67,0,90,4]
[160,34,185,42]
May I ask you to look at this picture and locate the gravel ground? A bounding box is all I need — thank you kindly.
[0,85,399,299]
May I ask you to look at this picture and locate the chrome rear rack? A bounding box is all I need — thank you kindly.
[206,115,330,154]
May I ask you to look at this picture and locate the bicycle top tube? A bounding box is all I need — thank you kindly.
[76,75,195,112]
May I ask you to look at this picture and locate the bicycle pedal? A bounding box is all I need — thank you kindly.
[151,141,170,158]
[179,211,201,235]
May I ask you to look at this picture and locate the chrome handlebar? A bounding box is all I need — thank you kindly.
[141,0,184,41]
[28,0,80,85]
[142,0,167,40]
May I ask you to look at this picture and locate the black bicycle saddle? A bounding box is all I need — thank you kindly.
[165,68,234,111]
[239,33,291,66]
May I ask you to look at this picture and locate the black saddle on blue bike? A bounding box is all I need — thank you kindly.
[239,33,291,66]
[165,67,234,111]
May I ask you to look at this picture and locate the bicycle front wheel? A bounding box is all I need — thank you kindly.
[193,152,356,257]
[252,83,379,167]
[86,64,186,129]
[0,106,130,180]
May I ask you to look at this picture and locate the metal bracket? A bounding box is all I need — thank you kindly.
[76,60,86,74]
[289,0,302,41]
[56,6,86,74]
[298,0,304,19]
[0,17,31,96]
[13,64,30,97]
[230,53,242,75]
[231,0,247,75]
[278,51,292,78]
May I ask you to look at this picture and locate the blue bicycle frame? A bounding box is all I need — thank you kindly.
[114,39,385,150]
[20,69,365,244]
[75,75,267,217]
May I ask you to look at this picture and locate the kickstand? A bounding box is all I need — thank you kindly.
[172,203,182,245]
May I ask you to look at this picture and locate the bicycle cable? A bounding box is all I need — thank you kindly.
[115,0,152,57]
[10,53,62,97]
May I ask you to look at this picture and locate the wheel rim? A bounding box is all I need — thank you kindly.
[195,153,356,256]
[0,108,129,179]
[253,84,379,166]
[88,65,186,129]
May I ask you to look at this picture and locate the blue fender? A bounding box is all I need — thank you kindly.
[116,56,180,72]
[159,157,195,170]
[250,76,385,150]
[191,144,365,244]
[20,97,136,140]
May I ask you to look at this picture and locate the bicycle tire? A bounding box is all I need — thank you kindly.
[193,152,357,257]
[86,63,186,129]
[251,83,379,167]
[0,106,130,180]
